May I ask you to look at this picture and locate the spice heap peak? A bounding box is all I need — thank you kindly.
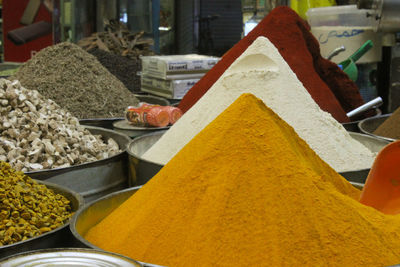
[11,42,139,119]
[179,6,369,122]
[86,94,400,267]
[373,107,400,139]
[142,36,374,172]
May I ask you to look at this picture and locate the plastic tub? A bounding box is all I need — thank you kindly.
[306,5,381,63]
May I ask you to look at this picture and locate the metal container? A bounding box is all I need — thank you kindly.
[70,183,365,267]
[79,95,170,130]
[80,117,124,130]
[27,126,131,203]
[0,248,144,266]
[339,132,389,183]
[127,131,388,186]
[358,114,394,142]
[127,131,165,186]
[341,108,382,132]
[0,180,84,260]
[113,120,170,139]
[70,187,162,267]
[351,182,364,190]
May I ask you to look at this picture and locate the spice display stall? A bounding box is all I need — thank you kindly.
[1,4,400,267]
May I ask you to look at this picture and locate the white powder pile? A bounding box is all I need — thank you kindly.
[142,36,375,172]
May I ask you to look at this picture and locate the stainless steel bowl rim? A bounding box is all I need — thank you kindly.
[358,114,396,142]
[25,126,131,175]
[126,131,166,167]
[70,186,142,250]
[0,248,143,266]
[350,181,364,189]
[341,107,382,126]
[0,180,84,250]
[79,117,124,122]
[340,132,389,172]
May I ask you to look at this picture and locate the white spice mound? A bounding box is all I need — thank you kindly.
[0,79,121,172]
[142,36,375,172]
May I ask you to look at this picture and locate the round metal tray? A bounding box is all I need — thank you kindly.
[0,180,83,260]
[113,120,169,139]
[358,114,395,142]
[341,108,382,133]
[127,131,387,186]
[79,95,170,130]
[26,126,131,203]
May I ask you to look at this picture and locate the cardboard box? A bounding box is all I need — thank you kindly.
[141,54,219,79]
[141,75,201,99]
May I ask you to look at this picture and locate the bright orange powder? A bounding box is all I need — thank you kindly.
[86,94,400,266]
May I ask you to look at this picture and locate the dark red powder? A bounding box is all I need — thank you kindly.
[179,7,370,123]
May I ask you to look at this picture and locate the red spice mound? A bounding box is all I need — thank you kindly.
[179,6,371,122]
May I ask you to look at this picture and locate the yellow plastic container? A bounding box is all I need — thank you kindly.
[291,0,336,19]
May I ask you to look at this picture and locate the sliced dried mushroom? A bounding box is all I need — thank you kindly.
[0,79,121,171]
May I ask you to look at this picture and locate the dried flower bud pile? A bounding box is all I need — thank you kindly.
[0,162,72,246]
[0,79,120,172]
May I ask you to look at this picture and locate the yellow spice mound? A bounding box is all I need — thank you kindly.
[86,93,400,266]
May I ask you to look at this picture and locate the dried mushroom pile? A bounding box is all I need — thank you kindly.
[77,20,154,59]
[0,162,72,246]
[11,42,140,119]
[0,79,120,172]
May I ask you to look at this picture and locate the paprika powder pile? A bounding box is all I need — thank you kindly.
[179,6,370,122]
[85,94,400,267]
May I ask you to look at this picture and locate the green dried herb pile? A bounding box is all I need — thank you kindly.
[11,42,139,119]
[0,162,72,246]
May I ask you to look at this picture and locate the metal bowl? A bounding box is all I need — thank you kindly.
[127,131,166,186]
[70,186,139,249]
[79,95,170,130]
[0,248,145,266]
[341,108,382,132]
[0,180,84,260]
[358,114,395,142]
[70,187,161,267]
[26,126,131,203]
[351,182,364,190]
[127,131,388,186]
[339,132,389,183]
[70,182,364,266]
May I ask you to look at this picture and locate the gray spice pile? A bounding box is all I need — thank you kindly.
[11,42,139,119]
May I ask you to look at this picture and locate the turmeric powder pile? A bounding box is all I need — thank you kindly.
[86,94,400,266]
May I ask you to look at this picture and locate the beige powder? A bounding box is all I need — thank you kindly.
[142,36,375,172]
